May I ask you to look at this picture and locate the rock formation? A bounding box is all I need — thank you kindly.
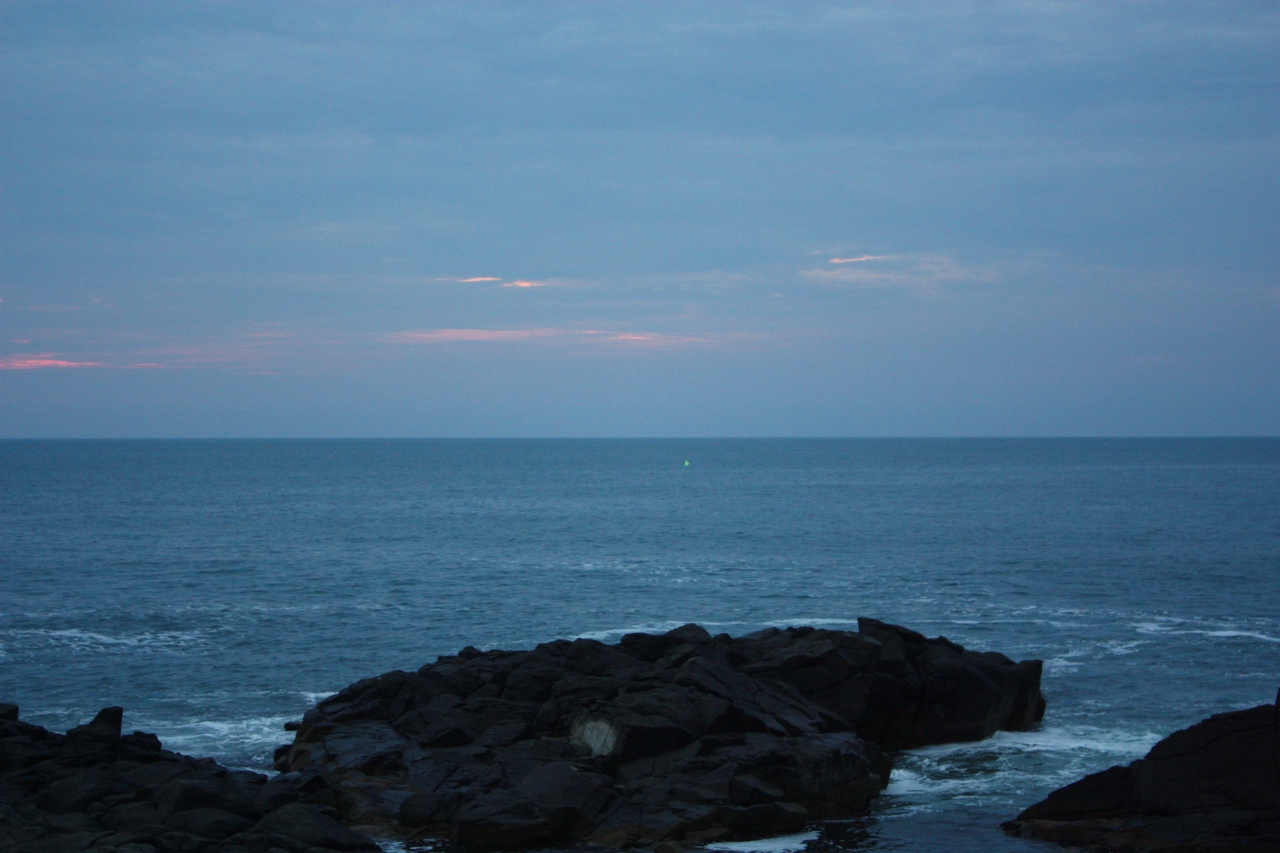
[0,704,379,853]
[277,620,1045,850]
[1003,689,1279,852]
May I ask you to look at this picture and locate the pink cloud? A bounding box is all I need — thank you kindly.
[460,277,501,282]
[387,328,563,343]
[830,255,888,264]
[387,328,708,347]
[0,354,104,369]
[501,279,546,288]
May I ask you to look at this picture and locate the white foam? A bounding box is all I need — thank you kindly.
[373,839,444,853]
[706,830,820,853]
[300,691,338,705]
[883,767,952,796]
[157,715,294,769]
[7,627,211,652]
[876,724,1162,807]
[573,621,693,641]
[374,839,446,853]
[908,725,1161,758]
[762,618,862,628]
[1200,630,1280,643]
[574,616,874,643]
[1131,621,1280,644]
[1101,640,1144,655]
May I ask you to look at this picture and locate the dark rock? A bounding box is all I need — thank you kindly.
[163,807,252,839]
[279,620,1042,849]
[0,707,381,853]
[101,801,163,831]
[399,791,446,826]
[154,777,233,819]
[248,802,380,850]
[1003,689,1280,852]
[34,770,135,814]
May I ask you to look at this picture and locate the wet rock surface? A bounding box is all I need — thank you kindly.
[0,704,379,853]
[1003,689,1280,852]
[277,620,1044,850]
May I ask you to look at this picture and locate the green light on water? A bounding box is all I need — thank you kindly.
[684,460,690,467]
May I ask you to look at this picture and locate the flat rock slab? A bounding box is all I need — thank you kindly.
[278,619,1045,850]
[1003,689,1280,852]
[0,704,380,853]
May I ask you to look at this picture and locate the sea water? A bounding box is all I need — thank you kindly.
[1,439,1277,852]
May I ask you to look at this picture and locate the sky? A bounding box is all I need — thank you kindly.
[1,1,1276,437]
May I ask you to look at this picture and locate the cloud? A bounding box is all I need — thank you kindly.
[386,328,707,346]
[387,328,562,343]
[803,253,997,289]
[423,276,542,286]
[0,354,104,369]
[830,255,889,264]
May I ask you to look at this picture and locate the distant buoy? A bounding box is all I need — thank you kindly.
[684,460,690,467]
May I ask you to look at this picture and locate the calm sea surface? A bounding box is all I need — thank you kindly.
[1,439,1277,852]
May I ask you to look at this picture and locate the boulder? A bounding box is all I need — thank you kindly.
[279,620,1044,849]
[0,705,381,853]
[1003,688,1280,852]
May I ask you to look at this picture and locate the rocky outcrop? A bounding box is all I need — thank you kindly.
[0,704,379,853]
[277,620,1045,850]
[1003,689,1280,852]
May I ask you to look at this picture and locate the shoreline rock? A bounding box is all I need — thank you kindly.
[277,620,1045,850]
[0,703,380,853]
[1002,688,1279,852]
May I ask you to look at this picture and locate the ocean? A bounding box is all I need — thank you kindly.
[1,438,1277,851]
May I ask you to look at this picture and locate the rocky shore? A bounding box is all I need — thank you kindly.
[0,703,380,853]
[1,620,1047,853]
[276,619,1045,850]
[1003,689,1279,852]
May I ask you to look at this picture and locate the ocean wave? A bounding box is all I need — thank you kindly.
[573,617,878,644]
[157,715,294,770]
[572,621,700,641]
[2,627,213,653]
[878,725,1161,810]
[762,618,862,629]
[375,840,445,853]
[299,691,339,705]
[1132,620,1280,643]
[908,725,1162,758]
[707,831,820,853]
[1199,630,1280,643]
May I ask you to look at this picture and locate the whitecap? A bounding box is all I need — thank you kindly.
[706,830,820,853]
[1101,640,1145,655]
[877,725,1162,808]
[1199,630,1280,643]
[299,691,339,705]
[373,839,445,853]
[573,620,751,642]
[572,621,697,641]
[156,715,295,770]
[909,725,1161,757]
[1130,620,1280,644]
[7,627,212,652]
[762,618,863,629]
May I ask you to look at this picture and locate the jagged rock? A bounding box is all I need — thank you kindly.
[0,706,380,853]
[1003,689,1280,852]
[279,620,1044,850]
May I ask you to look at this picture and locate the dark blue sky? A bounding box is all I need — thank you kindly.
[2,2,1276,436]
